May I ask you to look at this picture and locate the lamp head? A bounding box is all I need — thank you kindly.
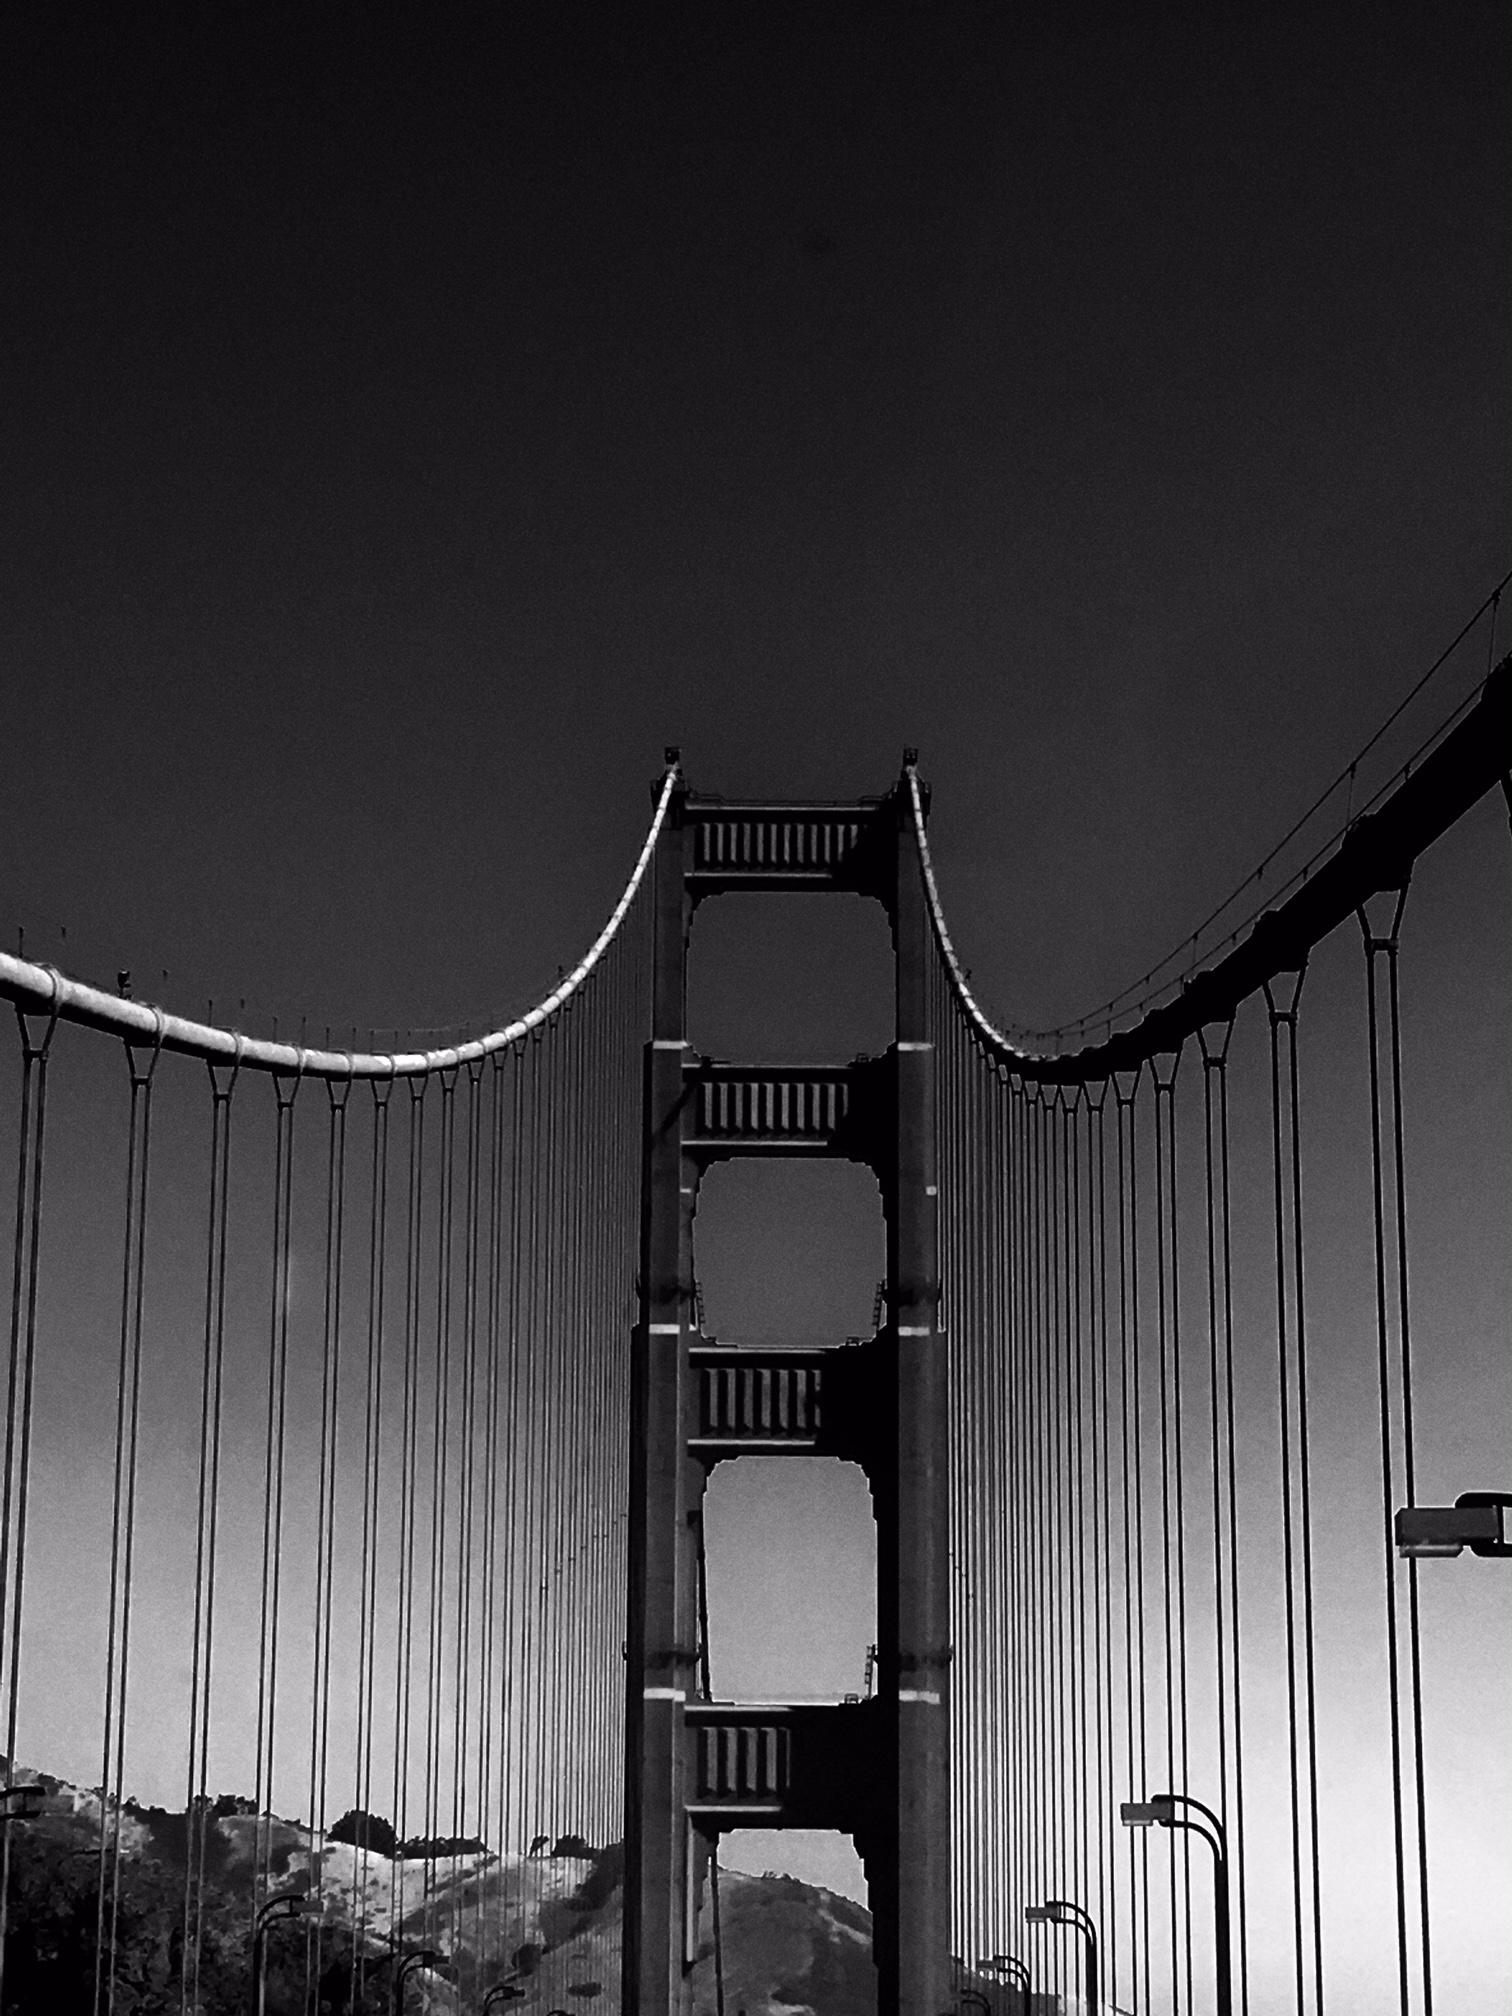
[1121,1793,1177,1827]
[1023,1905,1050,1924]
[1395,1496,1511,1559]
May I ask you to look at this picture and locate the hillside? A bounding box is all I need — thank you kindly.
[0,1764,868,2013]
[0,1763,1044,2013]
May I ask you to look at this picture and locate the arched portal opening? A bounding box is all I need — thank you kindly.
[688,892,894,1064]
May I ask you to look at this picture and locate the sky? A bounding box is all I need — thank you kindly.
[2,4,1508,1995]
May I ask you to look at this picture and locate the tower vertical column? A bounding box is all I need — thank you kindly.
[624,771,695,2016]
[879,775,952,2014]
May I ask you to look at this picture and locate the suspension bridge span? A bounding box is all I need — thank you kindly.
[0,624,1507,2015]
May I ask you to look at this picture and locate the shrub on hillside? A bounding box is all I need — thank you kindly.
[326,1808,398,1858]
[396,1832,487,1859]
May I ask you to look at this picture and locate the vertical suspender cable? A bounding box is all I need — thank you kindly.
[452,1063,478,1855]
[1362,894,1414,2016]
[0,992,61,2013]
[1008,1075,1025,1950]
[391,1078,427,1926]
[1361,884,1435,2016]
[959,1003,983,1951]
[423,1066,458,1928]
[586,970,605,1845]
[1200,1016,1248,2016]
[1154,1055,1178,2014]
[560,996,587,1842]
[1217,1025,1248,2016]
[181,1046,239,2016]
[496,1041,528,1949]
[986,1038,1004,1967]
[1265,972,1306,2016]
[253,1065,301,1913]
[95,1018,164,2016]
[563,999,586,1839]
[475,1049,506,1966]
[538,1014,562,1858]
[1154,1049,1192,2014]
[305,1073,349,2007]
[1287,984,1325,2016]
[1385,911,1434,2016]
[457,1059,485,1865]
[1051,1089,1070,1959]
[982,1036,993,1960]
[502,1038,531,1870]
[520,1031,547,1853]
[1263,968,1324,2016]
[1088,1083,1117,2015]
[582,975,605,1844]
[1057,1083,1071,1947]
[1027,1089,1046,1982]
[352,1070,392,1993]
[1068,1088,1090,1949]
[1020,1075,1035,1968]
[1115,1068,1149,2014]
[987,1049,1007,1967]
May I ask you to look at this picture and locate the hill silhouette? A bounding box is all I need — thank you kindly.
[0,1761,1057,2012]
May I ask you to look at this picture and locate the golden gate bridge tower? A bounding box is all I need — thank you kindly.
[622,755,952,2015]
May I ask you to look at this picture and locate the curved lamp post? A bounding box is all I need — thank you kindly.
[1025,1899,1098,2014]
[982,1952,1032,2005]
[1121,1792,1232,2016]
[392,1946,444,2013]
[482,1983,528,2012]
[250,1893,314,2016]
[977,1952,1032,2012]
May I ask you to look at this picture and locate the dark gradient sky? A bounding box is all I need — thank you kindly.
[3,8,1506,1039]
[2,5,1508,1964]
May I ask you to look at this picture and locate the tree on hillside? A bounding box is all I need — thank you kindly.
[326,1809,398,1858]
[1,1817,398,2014]
[396,1832,486,1859]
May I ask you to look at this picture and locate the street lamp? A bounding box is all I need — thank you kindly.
[392,1947,444,2013]
[250,1892,314,2016]
[482,1984,527,2012]
[980,1952,1031,2007]
[1025,1899,1098,2013]
[1121,1791,1231,2016]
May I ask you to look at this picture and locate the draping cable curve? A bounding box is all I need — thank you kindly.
[0,765,679,1079]
[908,651,1510,1082]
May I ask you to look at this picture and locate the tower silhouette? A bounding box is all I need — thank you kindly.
[623,760,952,2014]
